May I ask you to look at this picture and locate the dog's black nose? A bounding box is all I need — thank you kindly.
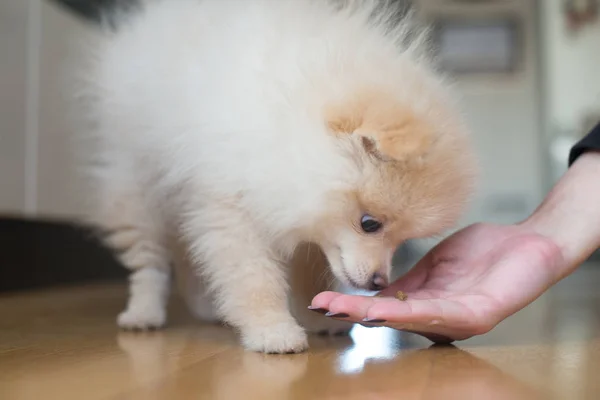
[369,272,389,291]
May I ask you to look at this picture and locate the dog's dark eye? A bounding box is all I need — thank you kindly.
[360,215,382,233]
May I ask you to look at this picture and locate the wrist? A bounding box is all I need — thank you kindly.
[520,151,600,277]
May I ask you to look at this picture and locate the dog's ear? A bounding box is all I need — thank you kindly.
[354,108,434,162]
[326,96,434,162]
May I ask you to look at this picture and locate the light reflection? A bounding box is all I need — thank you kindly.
[338,325,399,374]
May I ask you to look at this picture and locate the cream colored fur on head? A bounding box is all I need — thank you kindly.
[75,0,477,353]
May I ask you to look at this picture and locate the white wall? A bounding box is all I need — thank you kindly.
[0,0,29,215]
[541,0,600,183]
[36,0,91,219]
[418,0,544,230]
[0,0,91,220]
[542,0,600,131]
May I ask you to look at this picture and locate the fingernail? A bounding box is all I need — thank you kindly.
[307,306,328,314]
[362,318,387,323]
[325,312,350,318]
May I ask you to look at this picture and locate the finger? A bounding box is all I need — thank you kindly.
[360,318,465,343]
[365,297,475,328]
[325,294,401,320]
[320,293,478,342]
[378,311,475,343]
[309,291,346,311]
[315,292,480,335]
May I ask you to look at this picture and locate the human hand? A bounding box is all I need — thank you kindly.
[310,223,563,343]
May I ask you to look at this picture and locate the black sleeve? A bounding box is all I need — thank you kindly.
[569,121,600,166]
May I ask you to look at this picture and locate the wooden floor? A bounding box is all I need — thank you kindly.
[1,265,600,400]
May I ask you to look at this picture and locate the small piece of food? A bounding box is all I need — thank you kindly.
[395,291,408,301]
[375,291,408,301]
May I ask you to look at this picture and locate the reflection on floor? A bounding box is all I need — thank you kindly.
[1,264,599,400]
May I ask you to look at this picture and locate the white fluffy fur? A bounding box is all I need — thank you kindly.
[74,0,476,353]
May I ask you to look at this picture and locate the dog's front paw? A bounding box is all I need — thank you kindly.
[241,322,308,354]
[117,305,166,331]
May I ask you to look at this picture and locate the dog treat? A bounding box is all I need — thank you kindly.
[375,291,408,301]
[395,291,408,301]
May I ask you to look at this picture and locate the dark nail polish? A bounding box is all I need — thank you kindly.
[307,306,329,315]
[362,318,387,323]
[325,312,350,318]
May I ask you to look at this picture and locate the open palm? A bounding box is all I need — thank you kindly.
[311,223,564,342]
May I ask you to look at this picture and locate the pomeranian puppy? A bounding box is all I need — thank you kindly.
[75,0,477,353]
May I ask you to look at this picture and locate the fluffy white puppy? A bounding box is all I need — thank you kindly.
[75,0,477,353]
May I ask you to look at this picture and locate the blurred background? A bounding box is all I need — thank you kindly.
[1,0,599,291]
